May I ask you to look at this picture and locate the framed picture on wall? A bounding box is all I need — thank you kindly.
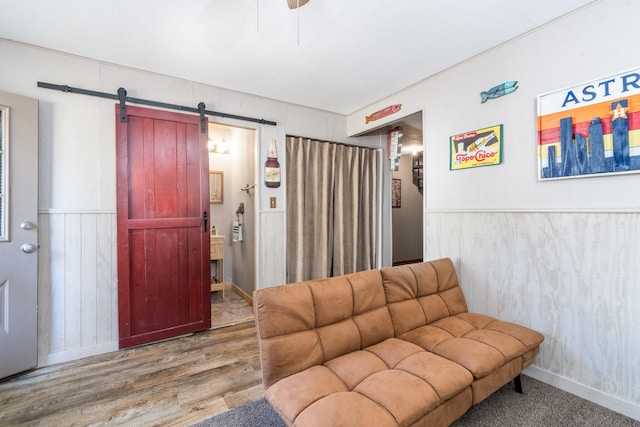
[209,171,223,204]
[537,67,640,180]
[392,178,401,208]
[450,124,503,170]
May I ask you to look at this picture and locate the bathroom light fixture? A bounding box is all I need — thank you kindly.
[208,138,231,154]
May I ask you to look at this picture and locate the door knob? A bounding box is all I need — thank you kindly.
[21,221,35,230]
[21,243,36,253]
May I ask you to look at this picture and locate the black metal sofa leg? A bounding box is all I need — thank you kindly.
[514,374,523,394]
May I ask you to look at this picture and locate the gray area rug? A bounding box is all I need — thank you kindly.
[192,397,286,427]
[450,375,639,427]
[192,375,639,426]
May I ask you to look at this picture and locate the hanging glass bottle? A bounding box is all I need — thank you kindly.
[265,139,281,188]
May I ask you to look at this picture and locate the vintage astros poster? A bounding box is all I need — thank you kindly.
[450,124,503,170]
[537,67,640,180]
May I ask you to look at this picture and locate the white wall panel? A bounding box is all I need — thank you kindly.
[37,212,118,366]
[63,213,82,350]
[426,211,640,417]
[80,214,98,346]
[258,211,286,288]
[47,212,66,355]
[95,213,117,344]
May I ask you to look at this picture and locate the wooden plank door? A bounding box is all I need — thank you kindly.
[116,105,210,349]
[0,90,38,379]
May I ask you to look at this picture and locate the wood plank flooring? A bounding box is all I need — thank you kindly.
[0,300,262,426]
[210,287,254,328]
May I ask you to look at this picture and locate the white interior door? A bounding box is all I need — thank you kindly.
[0,90,38,379]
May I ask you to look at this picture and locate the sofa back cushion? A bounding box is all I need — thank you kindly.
[381,258,468,337]
[254,268,394,388]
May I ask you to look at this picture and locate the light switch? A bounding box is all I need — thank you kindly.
[270,197,276,208]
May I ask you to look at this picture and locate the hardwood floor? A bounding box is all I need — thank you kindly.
[210,287,254,328]
[0,302,263,426]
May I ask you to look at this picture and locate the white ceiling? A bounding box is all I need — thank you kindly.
[0,0,598,115]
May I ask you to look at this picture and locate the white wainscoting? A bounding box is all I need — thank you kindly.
[425,211,640,420]
[37,211,119,366]
[258,210,287,288]
[37,209,288,366]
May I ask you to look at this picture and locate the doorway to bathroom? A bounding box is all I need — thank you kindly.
[208,122,257,327]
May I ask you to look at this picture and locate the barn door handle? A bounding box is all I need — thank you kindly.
[203,211,208,233]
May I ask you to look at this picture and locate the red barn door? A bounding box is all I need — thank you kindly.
[116,105,210,349]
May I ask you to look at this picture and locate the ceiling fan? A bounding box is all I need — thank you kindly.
[287,0,309,9]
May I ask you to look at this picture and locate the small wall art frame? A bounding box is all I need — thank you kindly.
[391,178,401,208]
[450,124,503,171]
[537,66,640,180]
[209,170,223,204]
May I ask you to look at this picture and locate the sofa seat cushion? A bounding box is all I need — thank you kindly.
[266,338,473,426]
[399,313,544,379]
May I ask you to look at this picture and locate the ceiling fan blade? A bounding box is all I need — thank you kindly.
[287,0,309,9]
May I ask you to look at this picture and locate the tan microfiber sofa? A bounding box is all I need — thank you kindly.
[254,258,544,426]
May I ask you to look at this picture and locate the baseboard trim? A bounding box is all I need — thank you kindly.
[231,283,253,306]
[38,341,119,367]
[524,365,640,421]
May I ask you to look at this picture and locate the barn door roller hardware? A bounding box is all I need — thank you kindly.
[37,81,277,130]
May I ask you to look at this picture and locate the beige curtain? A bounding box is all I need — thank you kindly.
[286,136,378,283]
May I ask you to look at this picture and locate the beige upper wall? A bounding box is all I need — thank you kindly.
[0,39,381,212]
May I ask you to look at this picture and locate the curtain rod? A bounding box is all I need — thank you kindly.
[37,81,277,130]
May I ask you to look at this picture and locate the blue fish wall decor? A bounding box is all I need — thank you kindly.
[481,81,518,103]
